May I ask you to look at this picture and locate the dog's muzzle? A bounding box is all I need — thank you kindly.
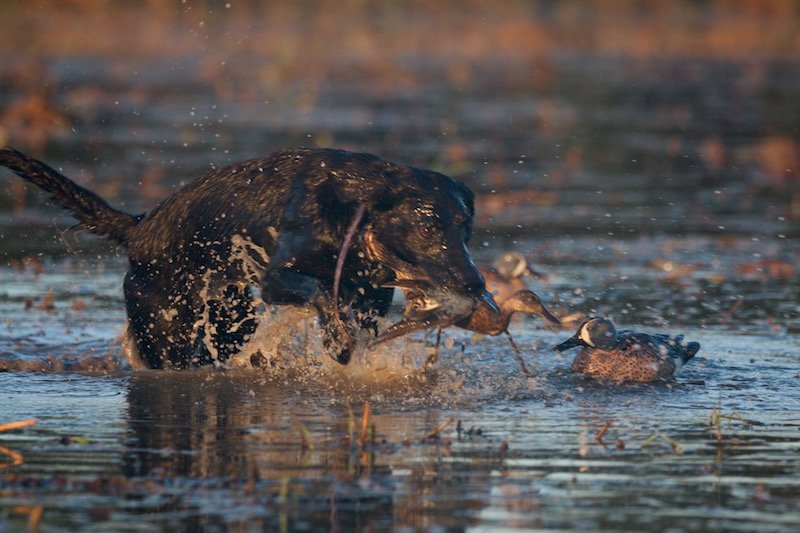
[362,226,498,346]
[369,280,499,346]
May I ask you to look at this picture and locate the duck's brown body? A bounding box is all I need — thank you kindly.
[483,269,526,304]
[570,337,682,382]
[454,289,558,336]
[456,299,508,336]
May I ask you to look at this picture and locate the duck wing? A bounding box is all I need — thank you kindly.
[620,331,700,365]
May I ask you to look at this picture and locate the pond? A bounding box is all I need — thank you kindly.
[1,7,800,530]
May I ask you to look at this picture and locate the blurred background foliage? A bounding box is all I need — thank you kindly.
[1,1,799,58]
[0,0,798,253]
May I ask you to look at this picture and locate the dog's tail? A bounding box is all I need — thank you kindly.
[0,148,139,245]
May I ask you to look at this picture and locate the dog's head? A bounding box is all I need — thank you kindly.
[327,151,497,334]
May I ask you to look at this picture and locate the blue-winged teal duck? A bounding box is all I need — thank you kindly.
[554,317,700,382]
[456,289,560,336]
[483,251,547,300]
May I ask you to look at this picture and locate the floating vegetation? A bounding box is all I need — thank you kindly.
[426,417,454,441]
[0,419,36,472]
[641,430,685,455]
[8,505,43,529]
[0,419,36,433]
[595,420,612,447]
[294,420,314,452]
[708,407,753,442]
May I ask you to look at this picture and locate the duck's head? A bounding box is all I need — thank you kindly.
[554,317,618,352]
[504,290,561,326]
[492,252,531,281]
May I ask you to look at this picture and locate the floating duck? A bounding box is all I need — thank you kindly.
[554,317,700,382]
[483,251,546,299]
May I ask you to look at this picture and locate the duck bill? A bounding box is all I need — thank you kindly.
[382,279,425,290]
[532,301,561,326]
[554,335,582,352]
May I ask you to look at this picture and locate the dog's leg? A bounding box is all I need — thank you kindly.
[204,284,259,364]
[124,267,200,369]
[266,275,356,364]
[260,195,375,363]
[262,270,323,304]
[260,267,356,364]
[265,271,393,362]
[352,285,393,336]
[312,288,357,364]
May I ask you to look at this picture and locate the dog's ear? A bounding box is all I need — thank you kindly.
[452,180,475,242]
[453,180,475,219]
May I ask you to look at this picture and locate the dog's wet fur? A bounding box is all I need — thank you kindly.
[1,147,495,369]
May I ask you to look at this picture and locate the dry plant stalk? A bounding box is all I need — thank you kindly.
[641,430,684,454]
[28,505,44,528]
[347,405,356,444]
[595,421,612,446]
[0,419,36,472]
[0,445,24,471]
[12,505,44,528]
[721,297,744,324]
[0,419,37,432]
[359,402,371,445]
[294,420,313,451]
[427,417,454,440]
[709,407,752,441]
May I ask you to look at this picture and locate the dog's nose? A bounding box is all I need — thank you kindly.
[464,280,488,298]
[462,280,500,314]
[476,287,500,314]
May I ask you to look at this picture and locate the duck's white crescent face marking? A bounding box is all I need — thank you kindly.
[507,255,528,279]
[580,323,596,347]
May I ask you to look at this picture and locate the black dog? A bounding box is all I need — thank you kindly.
[1,147,496,369]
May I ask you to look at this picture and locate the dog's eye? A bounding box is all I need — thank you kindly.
[418,224,435,238]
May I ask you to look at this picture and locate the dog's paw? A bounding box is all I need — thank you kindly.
[321,317,357,365]
[333,345,352,365]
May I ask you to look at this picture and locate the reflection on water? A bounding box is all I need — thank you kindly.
[1,339,798,530]
[122,374,399,530]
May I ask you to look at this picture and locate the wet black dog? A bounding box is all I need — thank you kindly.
[1,147,496,369]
